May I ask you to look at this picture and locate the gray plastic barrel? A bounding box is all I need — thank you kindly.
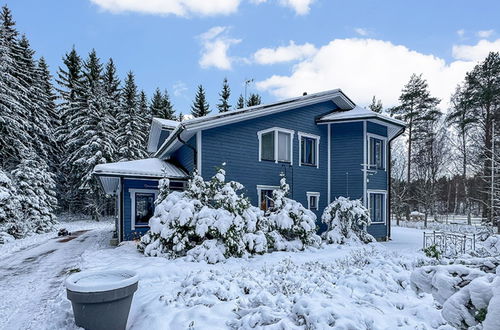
[65,269,139,330]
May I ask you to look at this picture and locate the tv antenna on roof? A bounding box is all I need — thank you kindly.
[244,78,254,104]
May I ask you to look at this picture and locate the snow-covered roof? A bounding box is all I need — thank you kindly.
[147,118,181,153]
[155,89,356,158]
[317,106,406,126]
[93,158,188,178]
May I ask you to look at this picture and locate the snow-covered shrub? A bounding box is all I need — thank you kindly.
[12,155,58,234]
[411,261,500,328]
[265,176,321,251]
[321,197,375,244]
[0,169,24,241]
[139,168,265,263]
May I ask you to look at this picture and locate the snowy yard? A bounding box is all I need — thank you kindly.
[1,224,498,329]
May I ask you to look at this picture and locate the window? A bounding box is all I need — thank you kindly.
[299,132,320,167]
[368,191,386,223]
[261,132,275,161]
[130,188,158,229]
[368,135,386,170]
[306,192,320,211]
[258,128,294,164]
[135,193,155,226]
[257,185,279,211]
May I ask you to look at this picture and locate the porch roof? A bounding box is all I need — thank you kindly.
[93,158,188,179]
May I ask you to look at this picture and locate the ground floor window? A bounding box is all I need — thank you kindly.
[306,192,320,210]
[257,185,279,211]
[130,189,158,229]
[368,191,386,224]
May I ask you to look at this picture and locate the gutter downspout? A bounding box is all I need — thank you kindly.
[388,126,406,240]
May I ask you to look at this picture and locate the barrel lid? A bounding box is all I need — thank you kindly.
[66,269,138,293]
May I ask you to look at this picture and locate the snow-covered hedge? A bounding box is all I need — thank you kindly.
[321,197,375,244]
[139,169,320,263]
[411,258,500,329]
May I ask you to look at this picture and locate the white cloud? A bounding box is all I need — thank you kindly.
[256,38,481,109]
[89,0,240,17]
[251,0,314,15]
[198,26,241,70]
[173,81,188,97]
[477,29,494,38]
[253,41,317,64]
[354,28,369,36]
[457,29,465,38]
[452,39,500,61]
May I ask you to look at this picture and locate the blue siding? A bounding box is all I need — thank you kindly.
[367,121,387,137]
[156,129,172,151]
[172,136,196,173]
[201,101,336,223]
[331,122,364,200]
[123,178,159,241]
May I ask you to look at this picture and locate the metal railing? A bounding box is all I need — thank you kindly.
[423,231,476,255]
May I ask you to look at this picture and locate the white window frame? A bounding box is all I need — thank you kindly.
[257,185,279,210]
[130,188,158,230]
[367,189,387,224]
[367,133,387,171]
[257,127,295,165]
[306,192,320,210]
[298,132,320,168]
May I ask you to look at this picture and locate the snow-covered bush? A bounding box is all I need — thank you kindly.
[321,197,375,244]
[0,169,24,241]
[411,260,500,328]
[265,177,320,251]
[139,168,266,263]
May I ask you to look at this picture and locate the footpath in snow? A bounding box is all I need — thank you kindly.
[0,220,113,330]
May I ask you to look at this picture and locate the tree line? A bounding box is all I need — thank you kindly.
[383,54,500,230]
[0,5,262,236]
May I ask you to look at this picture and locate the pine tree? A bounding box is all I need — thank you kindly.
[236,94,245,109]
[390,74,440,219]
[217,78,231,113]
[191,85,210,117]
[117,71,148,161]
[150,88,175,120]
[12,150,58,234]
[246,93,261,107]
[368,96,383,113]
[0,6,30,169]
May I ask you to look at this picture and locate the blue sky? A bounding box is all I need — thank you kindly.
[5,0,500,115]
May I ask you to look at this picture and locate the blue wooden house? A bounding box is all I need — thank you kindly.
[93,89,405,242]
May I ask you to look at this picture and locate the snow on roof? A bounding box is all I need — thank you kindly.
[93,158,188,178]
[153,118,180,128]
[318,106,406,126]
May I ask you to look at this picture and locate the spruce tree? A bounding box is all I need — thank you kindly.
[0,168,23,240]
[246,93,262,107]
[102,58,121,161]
[191,85,210,117]
[117,71,148,161]
[0,6,30,169]
[150,88,175,120]
[368,96,383,113]
[236,94,245,109]
[138,90,152,152]
[217,78,231,113]
[12,150,58,234]
[56,47,85,213]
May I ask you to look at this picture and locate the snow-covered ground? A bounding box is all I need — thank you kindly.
[0,219,113,330]
[1,223,496,329]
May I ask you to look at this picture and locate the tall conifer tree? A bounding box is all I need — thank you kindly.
[191,85,210,117]
[217,78,231,112]
[236,94,245,109]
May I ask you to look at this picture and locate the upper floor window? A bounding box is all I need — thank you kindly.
[258,128,294,164]
[299,132,320,167]
[368,134,386,170]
